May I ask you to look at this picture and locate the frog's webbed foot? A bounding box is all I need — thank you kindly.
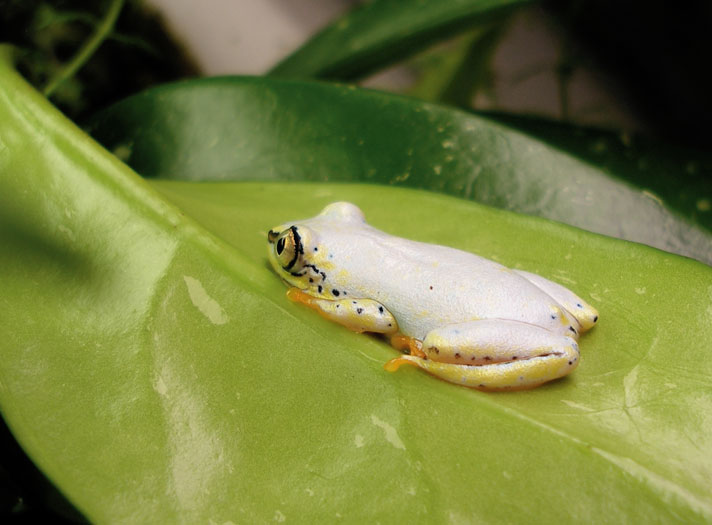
[514,270,599,332]
[389,334,427,358]
[384,319,580,391]
[287,287,398,334]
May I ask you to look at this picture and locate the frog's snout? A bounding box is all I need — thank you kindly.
[267,229,280,243]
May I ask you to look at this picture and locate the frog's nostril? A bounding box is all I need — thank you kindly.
[593,316,598,323]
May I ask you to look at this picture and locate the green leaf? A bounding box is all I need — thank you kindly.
[407,22,507,107]
[2,46,712,522]
[269,0,531,80]
[87,76,712,264]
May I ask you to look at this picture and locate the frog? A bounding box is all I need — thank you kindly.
[267,202,598,391]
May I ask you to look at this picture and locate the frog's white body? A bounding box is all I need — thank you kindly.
[267,202,598,391]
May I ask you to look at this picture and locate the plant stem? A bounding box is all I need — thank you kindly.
[43,0,125,98]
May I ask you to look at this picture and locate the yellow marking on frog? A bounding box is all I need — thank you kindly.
[551,306,569,327]
[287,287,398,334]
[336,269,351,281]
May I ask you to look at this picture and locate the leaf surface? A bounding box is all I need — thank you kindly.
[2,47,712,523]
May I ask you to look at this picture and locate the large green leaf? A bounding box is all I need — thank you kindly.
[269,0,530,80]
[2,47,712,522]
[87,76,712,264]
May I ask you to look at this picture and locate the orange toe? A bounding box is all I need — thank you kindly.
[384,356,419,372]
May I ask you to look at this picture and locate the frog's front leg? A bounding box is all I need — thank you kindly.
[286,287,398,334]
[384,319,579,391]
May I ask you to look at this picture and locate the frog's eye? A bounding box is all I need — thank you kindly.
[273,226,302,271]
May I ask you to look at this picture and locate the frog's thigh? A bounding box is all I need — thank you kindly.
[385,319,579,391]
[514,270,599,332]
[287,287,398,334]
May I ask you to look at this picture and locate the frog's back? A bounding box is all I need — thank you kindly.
[315,223,576,340]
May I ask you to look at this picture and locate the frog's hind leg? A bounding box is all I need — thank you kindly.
[384,319,580,391]
[286,287,398,335]
[514,270,599,332]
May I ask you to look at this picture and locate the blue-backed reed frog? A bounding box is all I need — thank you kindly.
[267,202,598,391]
